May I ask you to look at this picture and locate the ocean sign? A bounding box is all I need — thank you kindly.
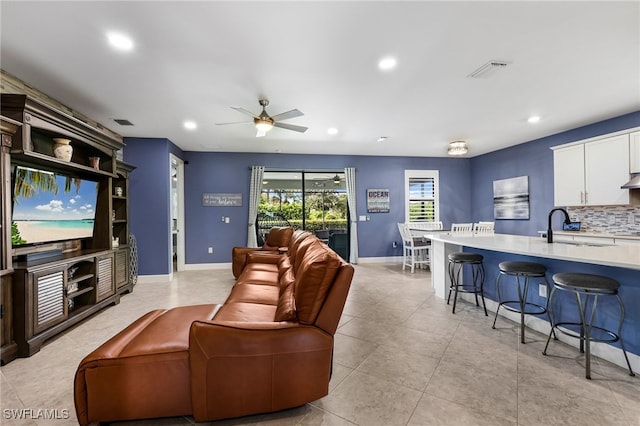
[367,188,390,213]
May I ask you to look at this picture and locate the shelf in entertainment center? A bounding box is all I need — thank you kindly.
[67,286,93,299]
[67,272,93,286]
[10,150,116,178]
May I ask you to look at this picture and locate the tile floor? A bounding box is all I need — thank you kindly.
[1,263,638,425]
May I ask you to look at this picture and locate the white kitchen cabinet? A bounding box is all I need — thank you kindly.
[553,134,630,206]
[553,144,585,206]
[630,131,640,173]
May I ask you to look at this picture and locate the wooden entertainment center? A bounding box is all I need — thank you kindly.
[1,94,135,362]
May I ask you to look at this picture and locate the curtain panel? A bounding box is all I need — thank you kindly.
[247,166,264,247]
[345,167,358,263]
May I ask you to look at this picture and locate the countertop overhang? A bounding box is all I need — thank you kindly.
[427,233,640,271]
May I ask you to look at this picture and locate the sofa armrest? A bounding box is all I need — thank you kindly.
[245,250,282,265]
[232,246,283,278]
[188,321,333,421]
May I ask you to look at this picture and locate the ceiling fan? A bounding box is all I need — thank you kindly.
[216,99,308,137]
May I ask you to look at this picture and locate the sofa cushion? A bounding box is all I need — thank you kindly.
[225,283,280,305]
[236,268,280,286]
[292,236,316,275]
[213,302,277,323]
[264,226,293,249]
[279,266,295,291]
[274,283,296,322]
[294,244,341,324]
[277,255,292,278]
[288,231,313,267]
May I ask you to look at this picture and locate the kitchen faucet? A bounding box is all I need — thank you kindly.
[547,207,571,243]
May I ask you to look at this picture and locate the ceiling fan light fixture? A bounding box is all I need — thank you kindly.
[447,140,468,156]
[333,174,341,184]
[254,117,274,133]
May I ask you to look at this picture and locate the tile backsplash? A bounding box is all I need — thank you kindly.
[567,205,640,234]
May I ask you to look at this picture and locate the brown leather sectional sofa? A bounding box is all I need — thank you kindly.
[231,226,293,278]
[73,229,354,425]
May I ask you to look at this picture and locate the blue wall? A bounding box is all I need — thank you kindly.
[124,137,184,275]
[125,111,640,275]
[182,153,471,264]
[470,111,640,236]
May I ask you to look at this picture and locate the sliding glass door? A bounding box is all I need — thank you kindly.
[259,171,348,259]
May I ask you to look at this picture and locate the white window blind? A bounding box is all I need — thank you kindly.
[405,170,439,222]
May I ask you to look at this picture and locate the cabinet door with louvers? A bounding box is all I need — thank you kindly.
[95,253,115,302]
[32,267,67,335]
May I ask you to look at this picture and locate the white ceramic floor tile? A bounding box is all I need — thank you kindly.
[0,263,637,426]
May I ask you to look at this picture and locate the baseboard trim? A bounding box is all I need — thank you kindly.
[183,262,232,271]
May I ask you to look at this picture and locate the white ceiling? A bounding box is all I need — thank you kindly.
[1,1,638,158]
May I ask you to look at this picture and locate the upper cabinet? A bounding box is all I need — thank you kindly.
[630,131,640,173]
[553,133,631,206]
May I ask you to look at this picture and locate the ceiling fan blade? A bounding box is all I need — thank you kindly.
[273,122,308,133]
[216,120,252,125]
[256,129,266,138]
[270,109,304,122]
[231,106,258,118]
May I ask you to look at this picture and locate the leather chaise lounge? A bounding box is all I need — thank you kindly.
[73,229,354,425]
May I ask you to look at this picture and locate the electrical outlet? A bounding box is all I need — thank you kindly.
[392,241,397,248]
[225,217,230,223]
[208,247,213,254]
[539,284,547,298]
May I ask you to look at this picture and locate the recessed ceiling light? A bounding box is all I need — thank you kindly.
[327,127,339,135]
[107,32,134,51]
[378,57,397,71]
[183,121,197,130]
[527,116,541,124]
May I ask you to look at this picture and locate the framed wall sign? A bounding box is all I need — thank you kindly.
[202,193,243,207]
[493,176,529,219]
[367,188,390,213]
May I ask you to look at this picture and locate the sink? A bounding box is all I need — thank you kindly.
[554,241,613,247]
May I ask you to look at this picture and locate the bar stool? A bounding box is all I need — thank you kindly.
[447,252,487,315]
[543,272,635,379]
[492,261,552,344]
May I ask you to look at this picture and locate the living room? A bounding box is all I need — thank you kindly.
[1,1,639,425]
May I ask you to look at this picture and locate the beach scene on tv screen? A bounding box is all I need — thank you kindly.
[12,167,98,245]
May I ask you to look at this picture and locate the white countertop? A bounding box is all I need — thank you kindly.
[554,231,640,240]
[427,233,640,270]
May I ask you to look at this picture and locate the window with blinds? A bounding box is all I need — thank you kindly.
[405,170,439,222]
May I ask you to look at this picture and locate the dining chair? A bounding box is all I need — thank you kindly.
[473,221,495,234]
[397,223,430,272]
[407,221,443,231]
[451,223,473,233]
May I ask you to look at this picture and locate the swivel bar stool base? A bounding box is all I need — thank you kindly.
[543,272,635,380]
[492,261,554,344]
[447,252,487,315]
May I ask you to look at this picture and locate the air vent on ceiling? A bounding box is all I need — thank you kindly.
[114,119,134,126]
[468,60,509,78]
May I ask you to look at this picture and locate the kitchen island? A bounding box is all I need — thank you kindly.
[428,232,640,371]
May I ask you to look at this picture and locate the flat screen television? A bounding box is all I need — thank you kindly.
[11,165,99,247]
